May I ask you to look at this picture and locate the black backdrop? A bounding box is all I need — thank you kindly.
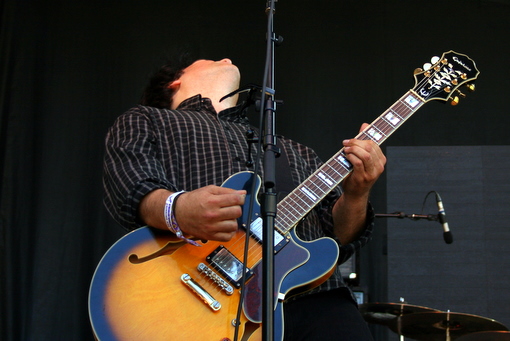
[1,0,509,340]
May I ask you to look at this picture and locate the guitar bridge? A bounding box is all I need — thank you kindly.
[206,246,253,288]
[181,274,221,311]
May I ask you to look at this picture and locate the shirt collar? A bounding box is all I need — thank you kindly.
[176,94,246,122]
[176,94,210,111]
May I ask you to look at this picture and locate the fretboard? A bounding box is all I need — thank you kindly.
[275,90,425,234]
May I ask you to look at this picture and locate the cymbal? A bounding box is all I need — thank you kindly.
[359,302,440,326]
[398,312,508,341]
[456,331,510,340]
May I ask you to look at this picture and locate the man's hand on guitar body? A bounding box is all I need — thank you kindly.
[138,186,246,242]
[175,186,246,242]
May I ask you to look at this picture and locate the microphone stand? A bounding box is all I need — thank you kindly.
[376,211,453,244]
[260,1,279,340]
[375,212,439,221]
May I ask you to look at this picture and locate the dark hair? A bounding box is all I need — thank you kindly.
[140,51,196,109]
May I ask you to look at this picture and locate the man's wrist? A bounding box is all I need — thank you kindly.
[163,191,201,247]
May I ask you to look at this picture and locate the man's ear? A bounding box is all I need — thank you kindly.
[167,79,181,89]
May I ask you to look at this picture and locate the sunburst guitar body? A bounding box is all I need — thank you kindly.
[89,172,339,341]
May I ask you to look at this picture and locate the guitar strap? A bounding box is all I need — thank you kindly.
[274,137,295,203]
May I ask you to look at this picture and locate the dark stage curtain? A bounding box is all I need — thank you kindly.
[0,1,128,340]
[1,1,509,340]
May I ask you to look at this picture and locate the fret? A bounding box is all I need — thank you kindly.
[288,196,311,220]
[321,162,342,179]
[299,185,319,202]
[322,157,350,184]
[400,98,415,112]
[276,210,294,229]
[373,117,393,137]
[403,93,421,109]
[334,152,353,171]
[288,189,312,213]
[360,124,386,143]
[280,194,304,219]
[397,93,423,117]
[277,186,321,233]
[384,109,403,127]
[306,177,329,196]
[276,211,299,232]
[300,183,320,206]
[317,171,335,187]
[394,102,413,119]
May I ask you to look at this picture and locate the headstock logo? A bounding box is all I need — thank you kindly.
[452,56,472,72]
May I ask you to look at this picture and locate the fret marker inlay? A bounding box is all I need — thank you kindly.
[300,187,317,201]
[405,95,420,108]
[367,127,383,141]
[385,111,401,126]
[318,172,334,186]
[337,154,352,170]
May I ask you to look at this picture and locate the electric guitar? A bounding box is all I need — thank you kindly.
[89,51,479,341]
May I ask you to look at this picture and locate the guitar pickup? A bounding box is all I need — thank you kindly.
[206,246,253,288]
[197,263,234,295]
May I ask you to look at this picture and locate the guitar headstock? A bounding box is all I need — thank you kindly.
[413,50,480,105]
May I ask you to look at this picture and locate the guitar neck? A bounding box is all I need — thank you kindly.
[275,90,425,234]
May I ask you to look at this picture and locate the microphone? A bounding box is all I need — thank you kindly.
[435,192,453,244]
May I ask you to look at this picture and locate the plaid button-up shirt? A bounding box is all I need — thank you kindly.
[103,94,374,296]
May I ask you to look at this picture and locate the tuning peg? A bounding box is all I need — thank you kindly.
[450,89,467,106]
[423,63,432,71]
[466,83,476,92]
[431,56,440,65]
[456,90,467,98]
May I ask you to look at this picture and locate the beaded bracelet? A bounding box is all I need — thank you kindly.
[164,191,201,247]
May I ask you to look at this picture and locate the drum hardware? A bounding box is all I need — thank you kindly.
[360,301,508,340]
[397,311,508,340]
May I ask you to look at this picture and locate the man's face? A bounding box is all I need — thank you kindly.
[178,58,240,87]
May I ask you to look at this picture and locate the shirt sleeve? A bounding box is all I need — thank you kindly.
[312,187,375,265]
[330,202,375,265]
[102,106,176,230]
